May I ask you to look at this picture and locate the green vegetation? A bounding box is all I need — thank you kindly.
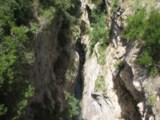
[149,95,157,107]
[114,60,124,70]
[137,51,152,68]
[90,10,108,54]
[39,0,74,11]
[122,8,160,76]
[40,6,56,21]
[0,0,80,119]
[64,91,79,119]
[97,44,107,65]
[89,0,109,55]
[122,8,146,41]
[0,104,7,116]
[0,0,36,120]
[95,75,106,92]
[56,92,79,120]
[38,0,78,25]
[12,85,34,120]
[149,67,158,77]
[111,0,121,13]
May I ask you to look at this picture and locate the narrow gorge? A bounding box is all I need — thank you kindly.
[1,0,160,120]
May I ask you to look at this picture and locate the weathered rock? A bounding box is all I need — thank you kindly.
[24,0,160,120]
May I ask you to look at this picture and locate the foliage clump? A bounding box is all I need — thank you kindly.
[57,92,79,120]
[122,8,160,76]
[122,8,146,40]
[64,91,79,119]
[0,0,35,120]
[97,44,107,65]
[89,0,109,56]
[38,0,78,25]
[90,10,108,54]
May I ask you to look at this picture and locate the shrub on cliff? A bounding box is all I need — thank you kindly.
[122,8,160,76]
[122,8,147,40]
[57,92,79,120]
[64,91,79,119]
[89,10,108,55]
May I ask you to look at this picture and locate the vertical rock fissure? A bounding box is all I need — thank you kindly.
[75,38,85,100]
[107,2,143,119]
[112,66,142,120]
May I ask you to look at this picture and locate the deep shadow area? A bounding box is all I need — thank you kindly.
[75,38,85,100]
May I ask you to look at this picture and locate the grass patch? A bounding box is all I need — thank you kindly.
[149,95,157,107]
[95,75,106,92]
[97,44,107,65]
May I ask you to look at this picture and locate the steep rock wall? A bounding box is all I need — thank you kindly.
[23,0,160,120]
[23,13,81,119]
[80,0,160,120]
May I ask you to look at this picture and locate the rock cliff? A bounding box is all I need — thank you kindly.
[24,0,160,120]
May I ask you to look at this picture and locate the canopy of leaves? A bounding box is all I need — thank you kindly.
[0,0,35,120]
[123,9,160,76]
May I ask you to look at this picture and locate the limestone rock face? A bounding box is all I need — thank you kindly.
[80,0,160,120]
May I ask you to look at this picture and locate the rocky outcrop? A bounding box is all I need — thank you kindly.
[23,13,81,119]
[80,0,160,120]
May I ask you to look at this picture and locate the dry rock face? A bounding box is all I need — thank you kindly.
[80,0,160,120]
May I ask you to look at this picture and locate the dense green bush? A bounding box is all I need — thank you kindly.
[64,92,79,119]
[0,0,35,120]
[89,10,108,54]
[39,0,77,24]
[149,95,157,107]
[39,0,73,10]
[122,8,146,40]
[123,8,160,76]
[54,91,79,120]
[137,51,153,68]
[89,0,108,55]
